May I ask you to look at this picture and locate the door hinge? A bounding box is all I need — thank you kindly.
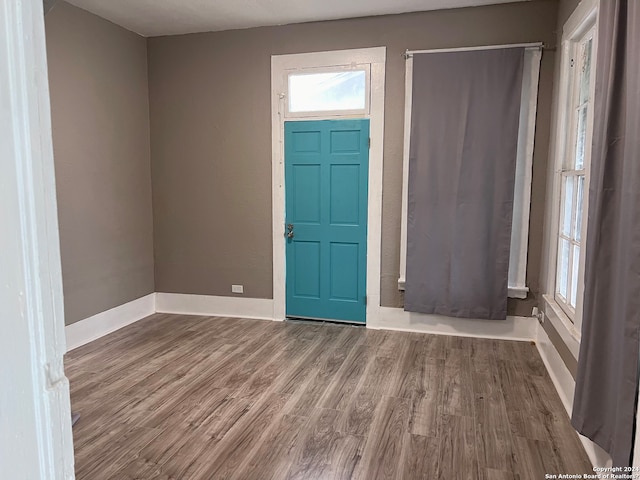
[368,137,371,149]
[364,295,367,306]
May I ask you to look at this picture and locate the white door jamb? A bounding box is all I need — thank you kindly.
[270,47,386,325]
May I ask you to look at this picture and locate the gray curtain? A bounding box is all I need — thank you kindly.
[572,0,640,467]
[404,48,524,320]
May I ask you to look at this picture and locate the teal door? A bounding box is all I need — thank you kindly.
[285,119,369,323]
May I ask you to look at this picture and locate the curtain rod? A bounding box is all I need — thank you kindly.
[404,42,545,58]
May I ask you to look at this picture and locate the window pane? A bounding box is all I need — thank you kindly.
[574,175,585,241]
[558,238,570,300]
[570,244,580,308]
[561,176,575,237]
[578,38,593,105]
[288,71,366,113]
[574,106,588,170]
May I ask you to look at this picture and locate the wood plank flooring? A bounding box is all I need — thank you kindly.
[65,314,592,480]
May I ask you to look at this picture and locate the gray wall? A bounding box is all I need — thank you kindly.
[46,2,155,325]
[148,0,559,315]
[557,0,582,26]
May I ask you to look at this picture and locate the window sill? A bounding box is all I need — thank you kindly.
[508,286,529,299]
[398,278,529,300]
[541,294,581,359]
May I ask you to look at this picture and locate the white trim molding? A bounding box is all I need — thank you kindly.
[271,47,386,324]
[563,0,599,38]
[509,47,541,297]
[541,294,581,358]
[71,294,544,347]
[370,308,538,341]
[535,321,612,468]
[398,44,541,298]
[156,293,275,321]
[65,293,156,351]
[0,0,74,477]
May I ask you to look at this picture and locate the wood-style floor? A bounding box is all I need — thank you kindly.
[66,314,592,480]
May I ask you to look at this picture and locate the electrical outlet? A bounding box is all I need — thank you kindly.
[532,306,544,325]
[231,284,244,294]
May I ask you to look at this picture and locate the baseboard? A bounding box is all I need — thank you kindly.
[155,293,275,321]
[65,293,156,352]
[369,307,537,341]
[535,321,612,468]
[153,297,536,341]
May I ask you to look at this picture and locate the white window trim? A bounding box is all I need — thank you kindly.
[544,0,599,343]
[398,44,542,299]
[271,47,386,324]
[284,64,371,118]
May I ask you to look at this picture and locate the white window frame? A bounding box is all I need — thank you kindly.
[398,43,543,299]
[555,27,596,318]
[284,64,371,118]
[543,0,598,343]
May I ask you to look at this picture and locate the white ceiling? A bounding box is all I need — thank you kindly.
[64,0,531,37]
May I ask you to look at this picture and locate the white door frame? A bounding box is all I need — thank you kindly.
[271,47,386,324]
[0,0,75,478]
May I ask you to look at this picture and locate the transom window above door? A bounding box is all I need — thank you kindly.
[285,66,370,118]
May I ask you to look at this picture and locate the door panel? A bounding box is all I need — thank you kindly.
[330,164,360,225]
[330,242,360,301]
[293,241,321,298]
[292,165,321,223]
[285,119,369,323]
